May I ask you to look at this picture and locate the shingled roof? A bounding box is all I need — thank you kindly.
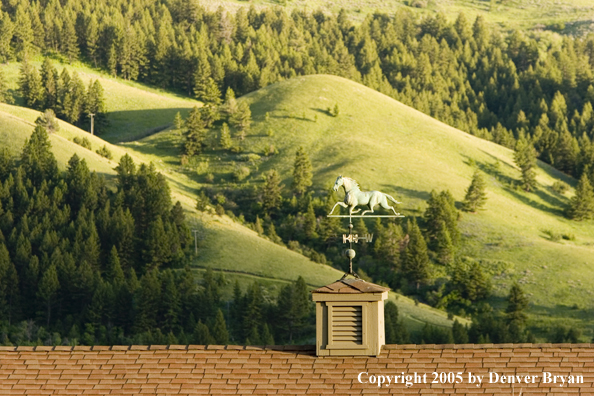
[1,343,592,395]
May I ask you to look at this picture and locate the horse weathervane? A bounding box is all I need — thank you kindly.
[329,175,404,217]
[328,175,404,279]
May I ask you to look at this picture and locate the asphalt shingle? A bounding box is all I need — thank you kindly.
[0,344,592,395]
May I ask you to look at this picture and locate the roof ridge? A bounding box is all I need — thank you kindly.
[1,343,593,352]
[0,344,318,352]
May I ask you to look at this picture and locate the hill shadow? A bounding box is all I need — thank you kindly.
[310,107,332,116]
[270,114,315,122]
[380,184,432,202]
[463,153,569,217]
[101,108,196,143]
[119,136,181,169]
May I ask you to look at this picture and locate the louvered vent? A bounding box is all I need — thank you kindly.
[332,306,362,344]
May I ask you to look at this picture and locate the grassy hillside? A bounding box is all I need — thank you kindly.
[123,74,594,337]
[0,61,201,143]
[0,104,122,178]
[0,94,461,335]
[207,0,594,34]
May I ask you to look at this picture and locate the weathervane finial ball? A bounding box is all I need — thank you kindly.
[345,249,356,259]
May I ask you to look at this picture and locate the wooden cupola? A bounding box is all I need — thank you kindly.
[312,278,389,357]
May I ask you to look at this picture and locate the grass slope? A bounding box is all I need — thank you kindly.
[0,104,121,178]
[191,213,459,332]
[0,97,460,334]
[207,0,594,34]
[125,74,594,338]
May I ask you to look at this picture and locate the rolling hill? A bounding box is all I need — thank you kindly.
[123,74,594,338]
[0,79,460,335]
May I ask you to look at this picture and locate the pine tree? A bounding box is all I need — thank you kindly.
[40,57,58,109]
[134,270,161,332]
[193,49,219,105]
[261,323,274,345]
[303,202,317,239]
[69,72,87,125]
[402,218,430,290]
[0,67,10,104]
[108,44,117,76]
[219,122,232,149]
[86,80,107,133]
[194,321,215,344]
[0,243,12,320]
[86,14,99,66]
[231,101,251,138]
[57,68,71,119]
[266,222,283,245]
[212,309,230,344]
[462,170,487,212]
[435,220,454,265]
[424,190,460,248]
[173,112,183,130]
[65,154,97,213]
[261,170,283,211]
[20,125,59,187]
[13,5,33,60]
[106,246,125,284]
[506,283,529,325]
[384,301,409,344]
[62,15,79,63]
[276,276,310,342]
[514,138,538,192]
[292,147,313,196]
[200,104,220,129]
[184,107,206,156]
[222,87,238,120]
[118,23,144,81]
[161,270,181,333]
[0,244,18,325]
[19,62,44,110]
[568,173,594,220]
[451,260,491,302]
[254,216,264,234]
[452,320,469,343]
[143,217,171,270]
[37,264,59,327]
[195,78,221,106]
[0,11,14,63]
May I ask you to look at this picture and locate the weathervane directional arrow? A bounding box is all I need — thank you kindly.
[342,234,374,244]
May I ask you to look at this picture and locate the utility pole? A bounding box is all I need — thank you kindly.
[88,113,95,135]
[192,229,199,255]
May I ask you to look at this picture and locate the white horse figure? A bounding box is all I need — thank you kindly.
[330,175,402,216]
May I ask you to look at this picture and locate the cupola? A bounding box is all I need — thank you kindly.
[312,278,389,357]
